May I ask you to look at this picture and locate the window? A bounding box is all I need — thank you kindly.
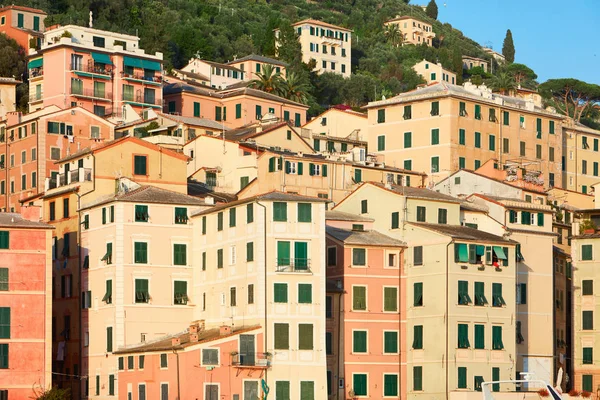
[404,131,412,148]
[377,135,386,151]
[492,326,504,350]
[377,109,385,123]
[412,325,424,349]
[298,284,312,304]
[492,283,506,307]
[536,144,542,159]
[431,101,440,116]
[217,249,223,268]
[327,247,337,267]
[160,353,168,368]
[582,244,593,261]
[458,280,471,305]
[174,281,188,305]
[353,286,366,310]
[583,347,593,364]
[583,375,593,392]
[0,232,8,250]
[134,205,149,222]
[134,155,147,175]
[391,211,400,229]
[583,280,593,295]
[489,134,496,151]
[414,282,423,306]
[202,349,219,366]
[298,324,313,350]
[404,160,412,170]
[0,268,7,291]
[354,168,362,182]
[414,246,423,266]
[352,248,366,266]
[360,199,368,214]
[416,206,426,222]
[503,111,510,126]
[413,366,423,391]
[103,280,112,304]
[135,279,149,303]
[459,129,466,145]
[246,242,254,262]
[0,308,9,339]
[273,202,287,221]
[274,323,289,349]
[300,381,314,400]
[431,156,439,173]
[134,242,148,264]
[106,326,113,352]
[353,374,367,396]
[353,330,367,353]
[458,324,470,348]
[298,203,312,222]
[384,331,398,353]
[517,283,527,304]
[474,104,481,119]
[583,311,594,330]
[549,120,555,134]
[474,282,488,306]
[474,324,485,349]
[274,283,288,303]
[384,287,397,312]
[431,129,439,145]
[438,208,447,224]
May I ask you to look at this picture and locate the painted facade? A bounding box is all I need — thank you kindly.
[302,107,368,154]
[462,56,489,73]
[0,78,20,120]
[227,54,288,81]
[562,120,600,195]
[0,5,45,50]
[384,16,435,47]
[180,58,245,89]
[413,59,456,85]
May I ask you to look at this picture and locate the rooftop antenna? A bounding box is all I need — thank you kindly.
[89,11,93,28]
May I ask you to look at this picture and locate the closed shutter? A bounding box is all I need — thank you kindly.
[300,381,314,400]
[352,248,366,265]
[298,284,312,303]
[353,331,366,352]
[404,131,412,148]
[413,325,423,349]
[161,384,168,400]
[474,324,485,349]
[277,241,290,266]
[377,135,385,150]
[431,128,439,145]
[274,283,287,303]
[275,381,290,400]
[0,308,10,338]
[492,326,504,349]
[134,242,148,263]
[194,102,201,117]
[391,212,399,229]
[274,323,289,349]
[106,327,113,352]
[298,324,313,350]
[384,375,398,396]
[0,232,9,249]
[353,286,366,310]
[384,331,398,353]
[458,367,467,388]
[384,287,397,311]
[458,324,470,348]
[413,367,423,391]
[414,282,423,306]
[492,368,500,392]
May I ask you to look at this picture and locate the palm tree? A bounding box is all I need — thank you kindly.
[249,64,282,94]
[279,72,310,104]
[489,72,516,95]
[384,24,403,47]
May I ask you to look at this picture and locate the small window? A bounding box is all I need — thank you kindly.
[202,349,219,366]
[352,248,366,266]
[133,155,147,175]
[327,247,337,267]
[135,205,149,222]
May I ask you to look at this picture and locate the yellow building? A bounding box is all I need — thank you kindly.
[462,56,489,73]
[332,182,517,398]
[384,16,435,47]
[366,82,564,188]
[275,19,352,77]
[191,192,329,398]
[562,119,600,194]
[302,107,368,153]
[413,59,456,85]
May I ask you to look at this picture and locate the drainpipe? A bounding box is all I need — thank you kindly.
[336,290,343,400]
[174,349,181,400]
[498,105,503,167]
[255,200,268,387]
[445,240,453,400]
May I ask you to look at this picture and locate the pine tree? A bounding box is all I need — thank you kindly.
[425,0,438,20]
[502,29,515,63]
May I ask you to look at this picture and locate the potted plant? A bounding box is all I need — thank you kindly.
[555,211,563,223]
[580,219,596,234]
[537,388,550,398]
[582,391,592,398]
[569,389,581,397]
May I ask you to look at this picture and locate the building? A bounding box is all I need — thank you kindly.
[553,245,572,392]
[191,192,329,399]
[325,216,407,399]
[0,105,115,212]
[179,58,245,89]
[332,182,517,398]
[275,19,352,77]
[115,324,264,400]
[226,54,288,81]
[366,81,564,188]
[0,210,54,399]
[0,5,46,50]
[27,24,163,118]
[413,59,456,85]
[79,184,206,398]
[0,77,20,120]
[561,119,600,194]
[223,120,314,153]
[163,82,308,129]
[462,56,489,73]
[483,48,505,64]
[302,107,369,153]
[384,16,435,47]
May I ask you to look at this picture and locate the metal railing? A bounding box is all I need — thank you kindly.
[275,258,311,273]
[29,92,43,102]
[232,354,271,368]
[121,71,163,84]
[29,68,43,78]
[71,63,113,77]
[71,88,112,100]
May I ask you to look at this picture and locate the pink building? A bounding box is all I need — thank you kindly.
[163,82,308,129]
[0,5,46,51]
[28,24,163,118]
[325,211,407,399]
[116,324,265,400]
[0,209,54,399]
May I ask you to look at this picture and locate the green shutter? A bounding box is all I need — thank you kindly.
[134,242,148,263]
[0,232,8,249]
[247,204,254,223]
[217,212,223,231]
[107,326,113,352]
[458,367,467,389]
[246,242,254,262]
[391,212,399,229]
[458,324,470,348]
[492,326,504,350]
[277,241,290,266]
[413,325,423,349]
[300,381,314,400]
[217,249,223,268]
[413,367,423,391]
[202,216,206,234]
[492,368,500,392]
[459,129,466,145]
[384,375,398,396]
[274,324,289,349]
[378,135,386,151]
[298,284,312,303]
[384,287,397,311]
[414,282,423,306]
[294,242,308,269]
[353,331,367,352]
[404,132,412,148]
[384,331,398,353]
[352,248,366,266]
[229,207,236,227]
[583,311,594,329]
[0,268,8,291]
[474,324,484,349]
[353,286,366,310]
[583,375,593,392]
[298,203,312,222]
[298,324,313,350]
[353,374,367,396]
[173,244,186,265]
[377,109,385,123]
[274,283,288,303]
[431,128,439,145]
[194,102,201,117]
[273,202,287,221]
[0,308,10,339]
[235,103,241,119]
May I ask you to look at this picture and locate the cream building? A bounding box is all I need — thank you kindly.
[180,58,245,89]
[562,119,600,194]
[413,59,456,85]
[384,16,435,47]
[275,19,352,77]
[333,182,517,398]
[462,56,489,73]
[226,54,288,81]
[191,192,329,399]
[483,48,505,64]
[366,81,564,188]
[0,77,19,119]
[302,107,368,153]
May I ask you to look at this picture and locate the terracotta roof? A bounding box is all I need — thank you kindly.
[191,191,330,217]
[224,121,290,142]
[571,233,600,240]
[0,213,53,229]
[326,226,406,246]
[0,77,21,85]
[408,222,514,244]
[290,19,352,32]
[41,186,79,200]
[508,228,559,237]
[371,182,461,203]
[460,202,487,213]
[325,210,374,222]
[187,180,238,203]
[385,15,429,24]
[172,68,210,82]
[474,194,553,212]
[227,54,288,67]
[196,59,242,72]
[0,5,46,14]
[115,325,261,354]
[157,113,229,131]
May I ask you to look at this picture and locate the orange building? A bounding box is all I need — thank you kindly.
[0,5,46,50]
[163,82,308,129]
[0,105,115,212]
[0,209,54,399]
[28,24,163,118]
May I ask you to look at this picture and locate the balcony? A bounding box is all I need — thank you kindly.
[321,35,343,47]
[29,92,43,103]
[122,93,162,108]
[29,67,43,80]
[276,258,311,273]
[71,63,113,79]
[46,168,92,191]
[71,88,112,102]
[121,71,162,86]
[232,353,271,369]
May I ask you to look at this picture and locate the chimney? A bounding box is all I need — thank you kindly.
[198,320,205,331]
[220,325,232,336]
[189,324,199,334]
[189,333,199,343]
[172,337,181,346]
[204,196,215,205]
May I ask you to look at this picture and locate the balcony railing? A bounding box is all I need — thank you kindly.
[71,63,113,77]
[71,88,112,100]
[121,93,162,107]
[276,258,311,273]
[232,354,271,368]
[46,168,92,191]
[29,67,43,79]
[121,71,163,84]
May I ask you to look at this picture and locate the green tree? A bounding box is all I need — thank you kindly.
[504,63,537,88]
[250,64,283,94]
[502,29,515,63]
[489,72,516,95]
[539,79,600,122]
[451,46,463,85]
[31,385,70,400]
[384,24,402,47]
[279,71,310,104]
[425,0,439,20]
[275,22,302,70]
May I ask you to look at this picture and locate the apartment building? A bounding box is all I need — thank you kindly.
[115,324,264,399]
[332,182,517,398]
[0,105,115,212]
[191,192,329,399]
[0,5,46,50]
[384,16,435,47]
[366,81,564,187]
[79,185,205,399]
[0,210,53,399]
[275,19,352,77]
[28,24,163,118]
[413,59,456,85]
[180,58,245,89]
[223,120,314,153]
[0,78,20,120]
[483,48,505,64]
[227,54,288,81]
[553,245,572,392]
[325,217,406,400]
[163,82,308,129]
[302,107,368,153]
[562,119,600,194]
[462,56,489,73]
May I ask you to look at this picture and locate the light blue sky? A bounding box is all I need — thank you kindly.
[437,0,599,84]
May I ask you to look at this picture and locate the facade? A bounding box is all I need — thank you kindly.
[553,245,572,392]
[325,220,406,400]
[462,56,489,73]
[79,185,206,399]
[0,78,20,120]
[227,54,288,81]
[0,105,115,212]
[0,5,46,50]
[180,58,245,89]
[0,210,54,399]
[163,82,308,129]
[28,25,163,118]
[332,183,517,398]
[275,19,352,78]
[562,120,600,194]
[366,81,564,187]
[191,192,329,399]
[223,120,314,153]
[115,324,265,400]
[302,107,368,153]
[413,59,456,85]
[384,16,435,47]
[483,48,505,64]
